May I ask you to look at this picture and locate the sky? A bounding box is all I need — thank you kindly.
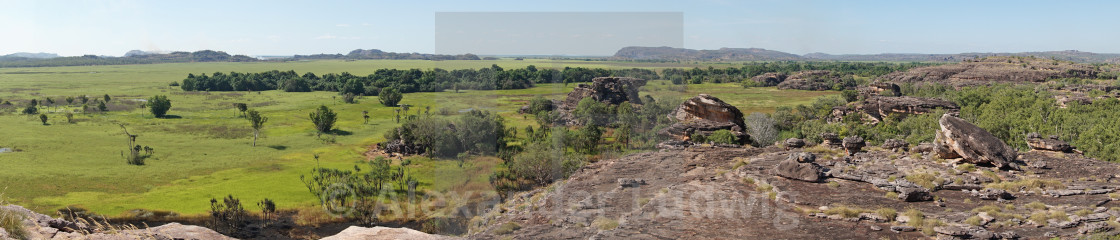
[1,0,1119,57]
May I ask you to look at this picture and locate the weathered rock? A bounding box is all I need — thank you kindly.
[321,226,459,240]
[877,56,1099,87]
[890,225,916,233]
[911,142,937,154]
[881,139,909,152]
[897,187,933,202]
[750,72,787,86]
[0,204,234,240]
[617,178,646,188]
[1026,132,1074,152]
[655,140,691,149]
[867,81,901,96]
[935,114,1019,169]
[774,152,826,182]
[1078,222,1112,234]
[658,94,749,144]
[784,138,806,149]
[842,136,865,156]
[820,133,842,148]
[933,226,970,236]
[859,96,959,123]
[973,189,1014,200]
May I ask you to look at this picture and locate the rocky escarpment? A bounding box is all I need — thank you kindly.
[878,56,1099,87]
[657,94,749,144]
[749,72,787,86]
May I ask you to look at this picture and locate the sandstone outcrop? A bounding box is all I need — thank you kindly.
[658,94,749,144]
[556,77,647,125]
[750,72,787,86]
[935,114,1019,169]
[858,96,959,123]
[1026,132,1075,153]
[777,70,839,91]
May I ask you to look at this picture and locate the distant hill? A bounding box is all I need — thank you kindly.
[612,46,803,61]
[1,52,60,59]
[293,49,481,61]
[613,47,1120,63]
[0,50,257,68]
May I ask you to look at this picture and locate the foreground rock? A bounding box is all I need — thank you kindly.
[468,147,920,239]
[935,114,1019,169]
[658,94,749,144]
[321,226,459,240]
[0,204,233,240]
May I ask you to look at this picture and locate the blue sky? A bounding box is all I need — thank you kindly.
[1,0,1118,56]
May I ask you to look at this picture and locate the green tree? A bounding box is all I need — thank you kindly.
[379,87,403,107]
[39,114,48,125]
[78,95,89,104]
[309,105,337,137]
[22,106,38,115]
[65,96,75,105]
[148,95,172,118]
[103,94,111,103]
[97,101,108,112]
[247,109,268,147]
[234,103,248,116]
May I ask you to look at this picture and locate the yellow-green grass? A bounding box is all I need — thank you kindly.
[0,60,835,217]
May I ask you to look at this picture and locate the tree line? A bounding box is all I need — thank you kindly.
[178,66,659,94]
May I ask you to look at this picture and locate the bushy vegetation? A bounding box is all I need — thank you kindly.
[179,66,658,94]
[382,109,512,158]
[147,95,172,118]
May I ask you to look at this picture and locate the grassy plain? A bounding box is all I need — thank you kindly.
[0,59,834,217]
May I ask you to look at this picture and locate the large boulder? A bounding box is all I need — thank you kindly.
[935,114,1019,169]
[820,133,842,148]
[773,152,826,182]
[658,94,749,144]
[1026,132,1074,152]
[842,136,865,156]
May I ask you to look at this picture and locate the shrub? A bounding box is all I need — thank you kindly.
[309,105,337,136]
[21,106,38,115]
[0,207,28,240]
[209,195,248,237]
[745,112,777,147]
[39,113,48,125]
[342,93,357,104]
[148,95,172,118]
[510,142,585,185]
[379,87,403,107]
[494,222,521,235]
[708,129,738,145]
[876,208,897,220]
